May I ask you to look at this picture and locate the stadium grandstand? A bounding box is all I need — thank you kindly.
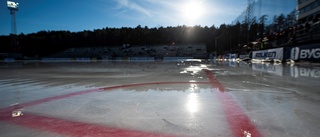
[295,0,320,44]
[46,44,208,60]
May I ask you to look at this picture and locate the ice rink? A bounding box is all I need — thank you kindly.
[0,60,319,137]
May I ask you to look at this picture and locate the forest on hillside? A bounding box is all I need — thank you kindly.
[0,11,297,57]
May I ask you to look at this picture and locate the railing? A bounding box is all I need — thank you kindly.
[296,21,320,44]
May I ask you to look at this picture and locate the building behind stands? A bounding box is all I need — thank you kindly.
[295,0,320,44]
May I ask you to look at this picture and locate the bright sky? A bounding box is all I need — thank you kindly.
[0,0,296,35]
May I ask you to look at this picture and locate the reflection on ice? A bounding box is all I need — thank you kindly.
[243,130,252,137]
[188,80,198,92]
[187,80,199,114]
[185,59,202,62]
[12,110,23,117]
[186,93,199,113]
[246,62,320,78]
[290,65,320,78]
[183,64,208,75]
[251,63,283,76]
[200,64,207,68]
[10,103,24,117]
[189,84,197,91]
[180,70,188,74]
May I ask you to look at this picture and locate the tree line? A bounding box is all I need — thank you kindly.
[0,10,296,57]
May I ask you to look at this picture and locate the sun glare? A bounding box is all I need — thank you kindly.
[181,1,205,23]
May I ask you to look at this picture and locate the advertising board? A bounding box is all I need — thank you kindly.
[285,44,320,62]
[252,48,283,61]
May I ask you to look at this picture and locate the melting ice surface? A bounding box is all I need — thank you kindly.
[0,61,319,137]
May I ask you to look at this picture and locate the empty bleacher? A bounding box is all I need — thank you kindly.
[47,44,208,59]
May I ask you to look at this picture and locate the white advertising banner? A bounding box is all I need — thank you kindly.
[252,48,283,60]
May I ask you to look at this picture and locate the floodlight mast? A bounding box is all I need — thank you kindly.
[7,1,19,35]
[7,1,19,49]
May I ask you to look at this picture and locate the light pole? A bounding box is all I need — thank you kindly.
[7,1,19,50]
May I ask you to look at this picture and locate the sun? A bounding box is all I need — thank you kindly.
[181,1,205,22]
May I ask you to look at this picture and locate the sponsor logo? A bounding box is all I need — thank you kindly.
[290,47,300,60]
[230,54,237,59]
[239,55,248,59]
[300,48,320,59]
[255,51,276,58]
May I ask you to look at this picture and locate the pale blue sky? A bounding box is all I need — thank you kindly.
[0,0,296,35]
